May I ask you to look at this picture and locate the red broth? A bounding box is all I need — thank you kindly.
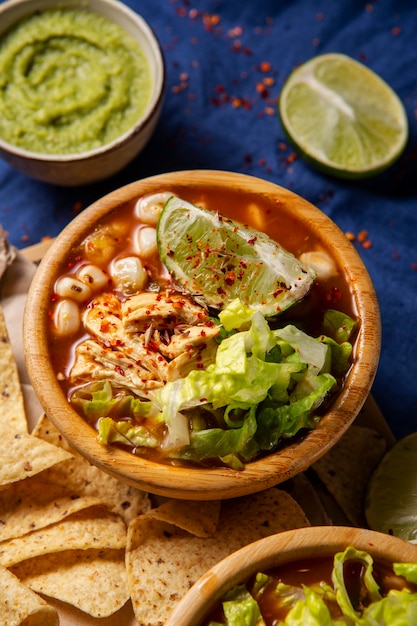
[47,187,358,466]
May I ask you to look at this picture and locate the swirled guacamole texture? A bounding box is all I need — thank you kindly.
[0,9,152,154]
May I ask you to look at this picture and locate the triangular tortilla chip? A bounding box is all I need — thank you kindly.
[0,563,58,625]
[0,423,73,488]
[12,548,129,618]
[0,505,127,568]
[126,488,310,625]
[0,478,103,542]
[312,424,387,526]
[0,306,27,433]
[148,498,221,537]
[32,414,151,525]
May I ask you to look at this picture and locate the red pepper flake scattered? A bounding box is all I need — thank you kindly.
[312,38,320,46]
[316,12,324,21]
[72,201,83,214]
[228,26,243,37]
[392,248,401,260]
[357,229,368,243]
[391,26,401,36]
[265,106,275,116]
[231,40,253,55]
[326,286,342,305]
[260,61,271,72]
[346,229,372,248]
[412,262,417,271]
[21,234,29,242]
[256,82,268,95]
[225,271,235,285]
[202,13,220,31]
[365,4,374,12]
[189,8,198,19]
[286,152,298,164]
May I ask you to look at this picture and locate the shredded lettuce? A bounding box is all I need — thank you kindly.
[73,300,358,468]
[332,546,382,621]
[393,562,417,584]
[213,547,417,625]
[154,310,337,465]
[98,417,159,449]
[221,584,265,626]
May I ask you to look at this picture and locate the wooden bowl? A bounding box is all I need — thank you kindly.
[0,0,165,186]
[23,170,381,499]
[165,526,417,625]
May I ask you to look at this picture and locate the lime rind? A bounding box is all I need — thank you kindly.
[279,53,408,179]
[157,196,316,317]
[365,432,417,543]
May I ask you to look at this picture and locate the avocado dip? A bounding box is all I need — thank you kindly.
[0,8,152,155]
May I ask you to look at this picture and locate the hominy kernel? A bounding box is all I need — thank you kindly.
[55,276,92,302]
[77,264,109,290]
[136,226,158,259]
[135,192,175,225]
[53,299,80,336]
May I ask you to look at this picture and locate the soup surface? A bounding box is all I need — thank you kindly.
[48,188,358,468]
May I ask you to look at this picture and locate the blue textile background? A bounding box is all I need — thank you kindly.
[0,0,416,440]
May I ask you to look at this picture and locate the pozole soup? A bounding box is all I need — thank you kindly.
[47,186,358,469]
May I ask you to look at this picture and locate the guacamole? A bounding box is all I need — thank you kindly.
[0,9,152,155]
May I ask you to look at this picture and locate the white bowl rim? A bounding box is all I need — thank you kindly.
[0,0,166,162]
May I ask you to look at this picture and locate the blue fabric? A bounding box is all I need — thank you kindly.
[0,0,416,439]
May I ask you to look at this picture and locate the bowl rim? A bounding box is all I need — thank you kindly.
[0,0,166,162]
[23,170,381,500]
[165,525,417,625]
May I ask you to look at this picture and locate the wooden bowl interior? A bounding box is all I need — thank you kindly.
[166,526,417,625]
[24,170,381,499]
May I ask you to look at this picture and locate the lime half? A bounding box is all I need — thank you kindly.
[279,53,408,179]
[365,432,417,543]
[157,196,316,316]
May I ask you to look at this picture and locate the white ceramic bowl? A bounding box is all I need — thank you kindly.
[24,170,381,500]
[0,0,165,186]
[166,526,417,625]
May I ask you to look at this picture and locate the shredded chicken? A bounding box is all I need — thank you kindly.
[70,290,221,392]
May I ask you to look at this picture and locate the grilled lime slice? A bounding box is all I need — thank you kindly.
[365,432,417,543]
[156,196,315,316]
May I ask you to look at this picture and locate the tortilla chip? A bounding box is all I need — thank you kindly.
[312,425,387,526]
[0,505,127,568]
[0,478,103,542]
[12,548,129,618]
[126,488,310,625]
[0,306,27,433]
[149,498,221,537]
[32,414,151,524]
[0,423,73,488]
[0,563,58,625]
